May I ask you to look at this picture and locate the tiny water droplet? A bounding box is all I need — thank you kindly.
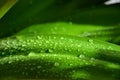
[85,62,89,65]
[91,57,95,61]
[88,39,93,43]
[79,54,85,58]
[30,68,34,71]
[69,21,73,25]
[66,57,70,60]
[60,37,64,40]
[42,69,46,72]
[37,66,42,69]
[72,70,76,73]
[8,61,12,64]
[22,44,26,47]
[40,50,44,53]
[24,67,28,70]
[22,72,25,75]
[77,45,81,47]
[108,46,112,50]
[29,0,33,4]
[36,35,41,39]
[69,63,73,66]
[54,62,60,67]
[28,52,36,56]
[1,52,5,55]
[48,49,53,53]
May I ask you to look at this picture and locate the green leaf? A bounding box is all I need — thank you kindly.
[0,0,17,19]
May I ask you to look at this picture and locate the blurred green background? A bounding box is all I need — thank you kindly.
[0,0,120,38]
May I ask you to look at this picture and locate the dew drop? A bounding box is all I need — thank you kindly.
[60,37,64,40]
[22,44,26,47]
[69,21,73,25]
[8,61,12,64]
[108,46,112,50]
[54,62,60,67]
[40,50,44,53]
[30,68,34,71]
[37,66,42,69]
[88,39,93,43]
[22,72,25,75]
[72,70,76,73]
[85,62,89,65]
[36,35,41,39]
[42,69,46,72]
[29,0,33,4]
[48,49,53,53]
[24,67,28,70]
[91,57,95,61]
[79,54,85,59]
[66,57,70,60]
[1,52,5,55]
[69,63,73,66]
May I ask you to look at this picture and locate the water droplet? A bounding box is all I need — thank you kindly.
[54,62,60,67]
[69,63,73,66]
[66,57,70,60]
[91,57,95,61]
[88,39,93,43]
[40,50,44,53]
[30,68,34,71]
[1,52,5,55]
[28,52,36,56]
[37,66,42,69]
[36,36,41,39]
[48,49,53,53]
[22,44,26,47]
[24,67,28,70]
[42,69,46,72]
[8,61,12,64]
[77,45,81,47]
[72,70,76,73]
[79,55,85,58]
[60,37,64,40]
[22,72,25,75]
[69,21,73,25]
[85,62,89,65]
[29,0,33,4]
[108,46,112,50]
